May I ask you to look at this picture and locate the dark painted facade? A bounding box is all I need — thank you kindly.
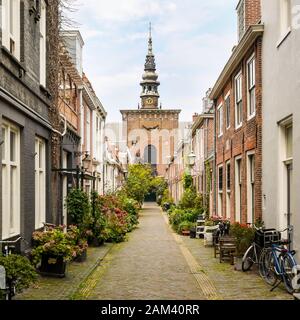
[0,0,59,251]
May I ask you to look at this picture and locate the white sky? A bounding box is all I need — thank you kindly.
[69,0,238,122]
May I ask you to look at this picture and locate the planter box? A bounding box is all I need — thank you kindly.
[88,238,104,247]
[73,249,87,263]
[39,254,67,278]
[182,230,190,236]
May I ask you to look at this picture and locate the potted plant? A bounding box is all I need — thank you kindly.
[0,254,37,300]
[229,223,255,271]
[178,221,195,236]
[31,226,74,278]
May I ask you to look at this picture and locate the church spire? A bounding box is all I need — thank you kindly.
[140,23,160,109]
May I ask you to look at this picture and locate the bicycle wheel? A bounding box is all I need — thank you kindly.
[242,245,255,272]
[259,249,277,286]
[282,254,297,294]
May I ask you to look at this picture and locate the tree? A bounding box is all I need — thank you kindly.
[123,164,153,205]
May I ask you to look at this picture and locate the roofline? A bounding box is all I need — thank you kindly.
[120,109,181,114]
[209,24,264,100]
[60,30,85,47]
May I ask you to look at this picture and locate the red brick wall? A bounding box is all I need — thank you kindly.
[245,0,261,29]
[214,37,262,224]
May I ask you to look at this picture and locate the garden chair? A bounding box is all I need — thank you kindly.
[214,236,237,265]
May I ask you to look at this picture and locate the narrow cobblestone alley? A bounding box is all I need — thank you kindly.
[86,203,206,300]
[17,203,293,300]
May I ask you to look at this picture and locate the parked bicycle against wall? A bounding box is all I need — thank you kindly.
[259,227,298,294]
[242,225,281,272]
[0,237,23,300]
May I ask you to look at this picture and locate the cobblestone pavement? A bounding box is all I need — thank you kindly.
[182,237,293,300]
[16,203,294,300]
[16,244,113,300]
[87,203,205,300]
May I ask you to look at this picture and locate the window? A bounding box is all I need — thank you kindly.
[280,0,292,38]
[218,165,223,216]
[247,56,256,118]
[286,125,293,159]
[86,108,91,153]
[247,153,255,224]
[235,72,243,128]
[35,137,46,229]
[1,120,20,239]
[1,0,21,59]
[225,94,231,129]
[40,0,46,86]
[235,157,242,223]
[226,161,231,218]
[217,104,223,137]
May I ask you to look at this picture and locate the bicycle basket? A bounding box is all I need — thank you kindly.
[255,229,281,248]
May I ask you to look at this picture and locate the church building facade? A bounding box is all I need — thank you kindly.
[120,26,181,177]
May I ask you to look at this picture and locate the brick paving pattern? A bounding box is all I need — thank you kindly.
[16,203,294,300]
[16,244,113,300]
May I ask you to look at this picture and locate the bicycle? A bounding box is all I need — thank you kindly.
[242,225,280,272]
[259,227,298,294]
[0,237,23,300]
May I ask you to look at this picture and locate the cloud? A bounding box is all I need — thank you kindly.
[69,0,237,122]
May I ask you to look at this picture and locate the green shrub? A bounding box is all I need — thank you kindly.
[0,254,37,296]
[230,223,255,257]
[65,189,91,225]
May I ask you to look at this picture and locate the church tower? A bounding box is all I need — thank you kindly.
[120,24,181,177]
[140,23,160,109]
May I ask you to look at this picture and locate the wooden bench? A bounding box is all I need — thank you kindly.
[214,236,237,265]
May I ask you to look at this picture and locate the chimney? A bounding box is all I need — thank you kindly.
[193,113,199,123]
[237,0,261,42]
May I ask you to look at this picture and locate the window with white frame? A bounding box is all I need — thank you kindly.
[280,0,292,38]
[40,0,47,87]
[235,157,242,223]
[247,153,255,224]
[235,72,243,128]
[218,165,223,216]
[225,93,231,129]
[226,161,231,219]
[1,120,20,238]
[217,104,223,137]
[86,108,91,153]
[35,137,46,229]
[247,56,256,118]
[1,0,21,59]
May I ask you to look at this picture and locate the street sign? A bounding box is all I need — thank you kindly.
[0,265,6,290]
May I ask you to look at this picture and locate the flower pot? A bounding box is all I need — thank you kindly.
[39,254,67,278]
[234,256,243,271]
[73,249,87,263]
[182,230,190,236]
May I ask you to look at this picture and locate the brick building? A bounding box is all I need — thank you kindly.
[0,0,59,246]
[121,25,181,179]
[209,0,264,224]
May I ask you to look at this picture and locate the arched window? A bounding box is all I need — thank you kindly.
[144,145,157,165]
